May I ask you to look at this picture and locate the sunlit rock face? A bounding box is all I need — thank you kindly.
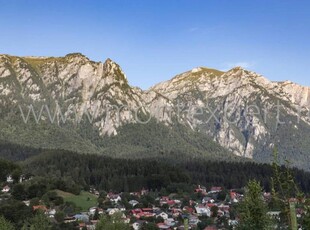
[1,53,310,169]
[147,66,310,160]
[0,53,146,136]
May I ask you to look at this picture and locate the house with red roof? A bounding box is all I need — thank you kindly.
[209,187,222,193]
[33,205,48,212]
[195,185,207,194]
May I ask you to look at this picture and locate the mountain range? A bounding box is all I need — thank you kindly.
[0,53,310,170]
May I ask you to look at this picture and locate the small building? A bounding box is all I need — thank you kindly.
[157,223,171,229]
[6,175,13,183]
[156,211,169,220]
[132,220,147,230]
[74,213,89,223]
[195,205,211,217]
[195,185,207,194]
[47,209,56,218]
[209,187,222,193]
[106,208,121,216]
[107,193,122,203]
[129,200,139,207]
[1,185,10,193]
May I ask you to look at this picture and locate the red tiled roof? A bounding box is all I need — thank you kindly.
[33,205,47,211]
[142,208,153,212]
[210,187,222,191]
[204,226,218,230]
[167,200,175,205]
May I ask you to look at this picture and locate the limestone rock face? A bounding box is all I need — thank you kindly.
[0,53,145,136]
[1,53,310,168]
[146,67,310,159]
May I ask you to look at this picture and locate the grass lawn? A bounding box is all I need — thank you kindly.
[55,190,98,211]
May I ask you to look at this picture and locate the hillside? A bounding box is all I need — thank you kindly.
[0,53,310,169]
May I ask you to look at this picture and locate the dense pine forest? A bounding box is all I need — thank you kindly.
[0,149,308,194]
[2,144,310,229]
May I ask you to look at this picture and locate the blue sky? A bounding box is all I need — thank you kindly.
[0,0,309,89]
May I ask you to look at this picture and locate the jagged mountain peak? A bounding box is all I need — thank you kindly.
[104,57,113,64]
[189,66,224,75]
[64,52,89,61]
[229,66,247,71]
[102,57,128,82]
[1,53,310,170]
[225,66,256,77]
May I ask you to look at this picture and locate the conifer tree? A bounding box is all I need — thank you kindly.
[237,180,272,230]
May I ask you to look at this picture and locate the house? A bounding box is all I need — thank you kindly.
[263,192,271,201]
[23,200,30,206]
[189,200,196,206]
[33,205,48,212]
[107,193,122,203]
[141,208,153,213]
[132,208,142,215]
[217,209,225,217]
[89,207,103,216]
[64,216,76,223]
[1,185,10,193]
[230,191,238,202]
[228,219,238,227]
[74,213,89,222]
[157,223,171,229]
[171,208,182,218]
[47,209,56,218]
[202,197,215,204]
[160,196,170,205]
[132,220,147,230]
[129,200,139,207]
[188,215,200,226]
[195,205,211,217]
[130,192,141,197]
[165,218,177,227]
[209,187,222,193]
[156,211,169,220]
[195,185,207,194]
[206,203,216,209]
[19,175,26,183]
[89,207,98,215]
[106,208,121,216]
[267,211,281,220]
[6,175,13,183]
[218,204,230,212]
[132,222,140,230]
[129,188,149,198]
[89,188,100,196]
[183,206,194,214]
[132,209,155,219]
[167,200,175,206]
[140,188,149,196]
[173,199,181,205]
[115,204,126,211]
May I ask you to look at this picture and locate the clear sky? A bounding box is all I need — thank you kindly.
[0,0,309,89]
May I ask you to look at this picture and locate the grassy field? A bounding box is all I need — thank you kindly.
[55,190,98,211]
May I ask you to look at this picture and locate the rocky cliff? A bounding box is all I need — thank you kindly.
[1,53,309,169]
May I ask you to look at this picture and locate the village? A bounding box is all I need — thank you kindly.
[1,174,282,230]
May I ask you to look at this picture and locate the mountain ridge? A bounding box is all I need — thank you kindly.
[1,53,310,170]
